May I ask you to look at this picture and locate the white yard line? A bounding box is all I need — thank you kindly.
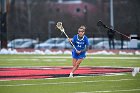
[87,56,140,59]
[0,78,135,87]
[76,88,140,93]
[35,56,140,59]
[0,56,140,60]
[0,65,134,69]
[92,88,140,93]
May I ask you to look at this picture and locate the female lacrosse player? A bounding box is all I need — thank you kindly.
[69,25,89,77]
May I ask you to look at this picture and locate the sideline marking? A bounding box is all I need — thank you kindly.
[75,88,140,93]
[92,88,140,93]
[0,78,135,87]
[0,56,140,59]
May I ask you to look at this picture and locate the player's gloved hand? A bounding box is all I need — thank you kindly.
[68,38,72,42]
[76,50,81,54]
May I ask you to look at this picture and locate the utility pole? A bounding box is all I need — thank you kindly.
[110,0,114,29]
[83,5,88,26]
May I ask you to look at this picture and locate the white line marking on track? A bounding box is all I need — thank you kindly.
[76,88,140,93]
[35,56,140,59]
[0,78,135,87]
[1,56,140,59]
[93,88,140,92]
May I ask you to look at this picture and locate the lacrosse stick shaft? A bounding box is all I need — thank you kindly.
[105,26,130,39]
[63,31,78,51]
[97,20,130,39]
[114,29,130,39]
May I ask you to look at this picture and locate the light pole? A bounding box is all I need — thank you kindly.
[110,0,114,29]
[83,5,88,26]
[48,21,55,39]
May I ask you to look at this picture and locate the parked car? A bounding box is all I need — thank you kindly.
[51,39,73,49]
[52,37,109,50]
[35,38,66,49]
[54,37,109,50]
[93,40,129,49]
[8,38,38,48]
[19,41,38,48]
[88,37,108,49]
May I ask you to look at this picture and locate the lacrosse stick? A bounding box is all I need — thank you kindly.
[97,20,131,39]
[56,22,78,51]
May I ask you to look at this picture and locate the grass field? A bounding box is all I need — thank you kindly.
[0,54,140,93]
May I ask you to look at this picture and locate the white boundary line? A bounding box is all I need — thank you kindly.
[0,78,135,87]
[76,88,140,93]
[92,88,140,93]
[36,56,140,59]
[0,65,133,69]
[0,66,134,70]
[0,56,140,59]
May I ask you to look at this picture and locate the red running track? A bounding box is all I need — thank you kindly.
[0,67,132,80]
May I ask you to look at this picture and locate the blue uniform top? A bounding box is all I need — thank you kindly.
[72,34,89,59]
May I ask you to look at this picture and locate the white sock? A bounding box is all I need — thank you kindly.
[70,72,73,75]
[136,67,139,72]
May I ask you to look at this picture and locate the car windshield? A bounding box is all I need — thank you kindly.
[10,41,28,45]
[45,38,65,44]
[46,40,56,44]
[56,39,65,43]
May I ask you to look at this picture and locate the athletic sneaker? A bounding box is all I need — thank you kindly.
[132,67,139,77]
[69,73,73,77]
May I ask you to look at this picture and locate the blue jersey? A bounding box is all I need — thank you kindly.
[72,34,89,59]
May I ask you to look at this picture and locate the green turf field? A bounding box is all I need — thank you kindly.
[0,54,140,93]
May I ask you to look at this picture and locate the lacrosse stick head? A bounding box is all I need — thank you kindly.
[97,20,107,28]
[97,20,104,27]
[56,22,64,32]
